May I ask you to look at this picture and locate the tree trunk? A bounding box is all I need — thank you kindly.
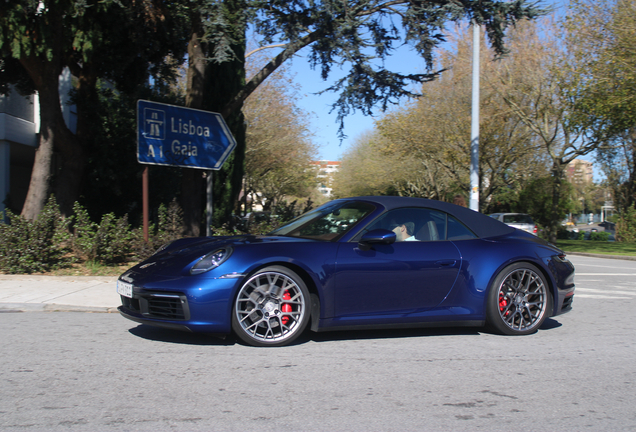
[52,123,85,217]
[181,21,208,237]
[625,130,636,211]
[182,2,247,235]
[19,59,65,220]
[53,67,97,216]
[549,161,564,244]
[205,0,247,228]
[21,116,54,220]
[181,168,204,236]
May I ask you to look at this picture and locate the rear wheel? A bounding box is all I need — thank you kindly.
[232,266,310,347]
[487,263,551,335]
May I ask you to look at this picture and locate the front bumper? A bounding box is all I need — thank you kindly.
[119,305,193,333]
[553,286,575,316]
[117,275,242,334]
[550,256,575,317]
[120,291,190,320]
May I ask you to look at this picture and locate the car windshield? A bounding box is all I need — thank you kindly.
[268,201,376,241]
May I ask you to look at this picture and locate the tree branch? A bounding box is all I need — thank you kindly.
[221,30,323,118]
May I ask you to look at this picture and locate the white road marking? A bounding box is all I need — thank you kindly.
[576,288,635,296]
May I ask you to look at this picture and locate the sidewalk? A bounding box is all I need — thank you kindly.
[0,275,120,313]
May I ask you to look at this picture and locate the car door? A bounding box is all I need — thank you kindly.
[333,208,462,318]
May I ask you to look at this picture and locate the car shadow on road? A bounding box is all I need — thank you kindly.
[127,323,483,347]
[303,326,483,344]
[127,318,564,346]
[128,324,236,346]
[539,317,563,331]
[303,318,564,344]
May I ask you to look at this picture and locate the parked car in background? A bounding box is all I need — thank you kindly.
[489,213,537,235]
[598,221,616,234]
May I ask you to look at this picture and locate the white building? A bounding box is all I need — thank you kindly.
[311,160,340,197]
[0,69,76,215]
[565,158,594,185]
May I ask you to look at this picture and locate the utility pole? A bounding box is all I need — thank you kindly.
[470,21,480,212]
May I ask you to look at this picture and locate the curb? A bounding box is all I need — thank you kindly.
[0,303,119,313]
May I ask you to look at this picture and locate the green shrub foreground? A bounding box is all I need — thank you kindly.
[0,196,308,275]
[0,198,71,274]
[0,197,184,274]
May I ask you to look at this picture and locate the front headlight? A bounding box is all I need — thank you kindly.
[190,247,233,275]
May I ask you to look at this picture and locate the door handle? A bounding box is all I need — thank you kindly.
[435,260,456,267]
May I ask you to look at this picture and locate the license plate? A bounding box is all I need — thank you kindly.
[117,281,133,298]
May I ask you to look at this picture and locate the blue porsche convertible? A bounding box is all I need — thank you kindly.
[117,196,575,346]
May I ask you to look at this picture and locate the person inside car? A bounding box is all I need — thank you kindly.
[392,221,417,241]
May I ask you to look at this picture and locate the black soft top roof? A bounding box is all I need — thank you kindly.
[344,196,515,239]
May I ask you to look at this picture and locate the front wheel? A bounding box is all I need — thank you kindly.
[232,266,311,347]
[487,263,551,335]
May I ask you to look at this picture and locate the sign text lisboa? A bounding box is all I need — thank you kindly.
[137,100,236,170]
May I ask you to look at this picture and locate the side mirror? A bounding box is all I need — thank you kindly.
[358,229,396,251]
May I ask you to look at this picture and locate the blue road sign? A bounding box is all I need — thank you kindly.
[137,100,236,170]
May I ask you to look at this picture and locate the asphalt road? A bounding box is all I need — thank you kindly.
[1,255,635,432]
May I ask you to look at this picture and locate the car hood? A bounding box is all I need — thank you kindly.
[121,235,318,279]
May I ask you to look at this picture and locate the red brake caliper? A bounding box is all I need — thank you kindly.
[281,291,292,325]
[499,294,509,317]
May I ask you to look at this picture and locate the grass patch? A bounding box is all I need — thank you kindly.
[556,240,636,256]
[29,262,134,277]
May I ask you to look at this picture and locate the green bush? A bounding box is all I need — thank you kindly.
[71,202,133,264]
[616,204,636,242]
[210,224,239,237]
[556,226,571,240]
[1,195,321,273]
[132,199,185,261]
[93,213,134,264]
[0,197,72,274]
[71,202,98,260]
[249,220,281,235]
[0,197,190,273]
[155,199,184,245]
[590,231,611,241]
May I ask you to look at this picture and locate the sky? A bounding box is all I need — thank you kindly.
[286,47,428,162]
[284,0,567,162]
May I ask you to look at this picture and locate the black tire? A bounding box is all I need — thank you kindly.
[232,266,311,347]
[486,262,552,335]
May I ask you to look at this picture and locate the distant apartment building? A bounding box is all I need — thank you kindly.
[0,69,76,215]
[311,160,340,197]
[565,158,594,185]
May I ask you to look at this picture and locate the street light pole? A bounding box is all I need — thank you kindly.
[470,21,480,212]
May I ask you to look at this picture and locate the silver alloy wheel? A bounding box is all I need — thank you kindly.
[497,268,548,332]
[234,270,307,344]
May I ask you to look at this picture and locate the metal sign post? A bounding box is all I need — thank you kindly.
[136,100,237,238]
[142,167,149,242]
[206,172,213,236]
